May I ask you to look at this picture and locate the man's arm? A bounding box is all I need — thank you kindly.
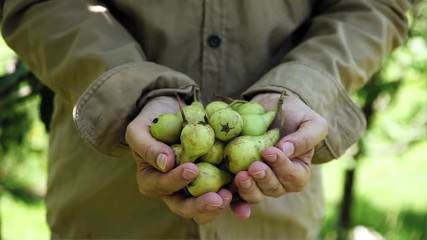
[0,0,198,156]
[242,0,409,163]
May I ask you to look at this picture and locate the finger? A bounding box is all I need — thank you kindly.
[136,161,198,196]
[125,96,181,172]
[278,116,328,158]
[262,147,311,192]
[126,118,176,172]
[234,171,264,204]
[162,191,228,224]
[247,161,286,197]
[217,188,233,209]
[230,195,252,220]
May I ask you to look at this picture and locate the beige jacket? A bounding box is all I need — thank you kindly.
[1,0,408,239]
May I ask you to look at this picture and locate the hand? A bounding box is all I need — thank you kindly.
[125,96,232,224]
[232,92,328,210]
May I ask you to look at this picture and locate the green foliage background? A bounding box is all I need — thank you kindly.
[0,2,426,239]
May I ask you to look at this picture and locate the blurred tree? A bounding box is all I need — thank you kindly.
[0,59,48,202]
[337,0,427,238]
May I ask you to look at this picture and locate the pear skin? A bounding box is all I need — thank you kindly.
[205,101,228,117]
[150,113,183,145]
[180,121,215,163]
[186,162,232,197]
[234,102,265,115]
[209,107,243,141]
[177,101,207,124]
[224,128,280,174]
[199,139,225,165]
[241,110,276,136]
[171,144,182,166]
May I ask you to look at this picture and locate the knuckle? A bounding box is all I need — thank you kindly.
[138,184,154,197]
[125,122,137,143]
[317,116,328,137]
[289,182,305,192]
[299,134,314,152]
[264,184,284,197]
[245,194,264,204]
[140,144,150,160]
[174,207,190,219]
[163,198,192,220]
[281,173,305,192]
[267,184,282,194]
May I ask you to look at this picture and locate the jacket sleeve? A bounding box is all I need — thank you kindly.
[0,0,198,156]
[242,0,409,163]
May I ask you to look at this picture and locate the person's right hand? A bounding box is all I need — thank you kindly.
[125,96,232,224]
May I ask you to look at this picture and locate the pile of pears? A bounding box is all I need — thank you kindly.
[150,90,286,197]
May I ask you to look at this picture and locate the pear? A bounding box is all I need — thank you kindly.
[150,113,183,145]
[185,162,233,197]
[175,88,208,124]
[171,144,182,166]
[240,110,277,136]
[209,107,243,141]
[240,91,286,136]
[234,101,265,115]
[199,139,225,165]
[224,128,280,174]
[177,101,207,124]
[205,101,228,117]
[180,121,215,164]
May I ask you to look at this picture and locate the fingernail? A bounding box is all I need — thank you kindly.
[182,168,197,181]
[240,179,251,189]
[282,142,294,157]
[253,170,266,180]
[156,153,168,171]
[206,204,221,211]
[264,154,277,163]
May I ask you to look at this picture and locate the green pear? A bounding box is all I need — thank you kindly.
[199,139,225,165]
[150,113,183,145]
[241,110,277,136]
[175,89,208,124]
[177,101,207,124]
[205,101,228,117]
[224,128,280,174]
[180,121,215,163]
[234,102,265,115]
[209,107,243,141]
[186,162,233,197]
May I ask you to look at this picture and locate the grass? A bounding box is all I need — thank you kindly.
[1,193,50,240]
[320,141,427,240]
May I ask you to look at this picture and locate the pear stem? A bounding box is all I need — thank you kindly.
[228,99,248,108]
[174,92,188,125]
[277,90,287,129]
[192,86,199,103]
[214,94,248,104]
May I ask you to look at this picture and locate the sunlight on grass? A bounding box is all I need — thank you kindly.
[358,143,427,211]
[321,139,427,239]
[1,193,50,240]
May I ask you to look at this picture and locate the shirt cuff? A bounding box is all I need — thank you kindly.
[242,61,366,163]
[73,62,197,157]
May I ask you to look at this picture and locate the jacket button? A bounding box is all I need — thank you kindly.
[207,35,222,48]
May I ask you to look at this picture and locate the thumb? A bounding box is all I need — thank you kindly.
[126,114,176,172]
[278,117,328,158]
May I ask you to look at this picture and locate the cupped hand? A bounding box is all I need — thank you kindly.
[125,96,232,224]
[232,92,328,208]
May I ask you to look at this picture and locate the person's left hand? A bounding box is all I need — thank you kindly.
[230,92,328,217]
